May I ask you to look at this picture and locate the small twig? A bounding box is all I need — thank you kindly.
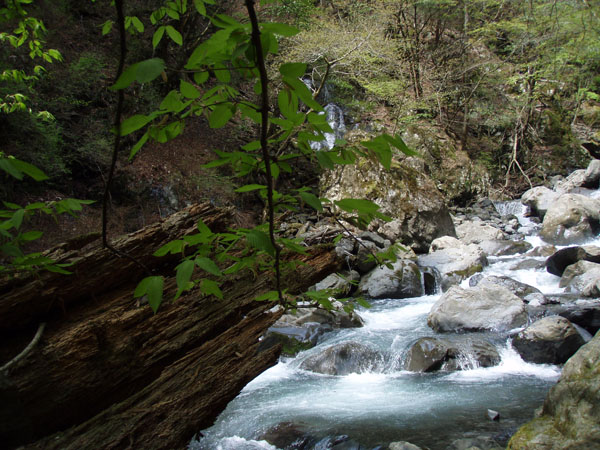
[1,323,46,374]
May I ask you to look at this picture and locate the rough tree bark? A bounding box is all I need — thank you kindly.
[0,203,342,449]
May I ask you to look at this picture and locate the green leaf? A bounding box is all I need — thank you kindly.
[279,62,306,78]
[255,290,280,301]
[261,22,299,37]
[160,90,185,112]
[165,25,182,45]
[8,209,25,230]
[101,20,113,35]
[131,16,144,33]
[299,192,323,212]
[10,159,48,181]
[213,63,231,83]
[247,229,275,257]
[136,58,166,83]
[20,230,43,241]
[200,279,223,299]
[45,264,72,275]
[382,134,419,157]
[283,76,322,111]
[194,71,209,84]
[180,80,200,99]
[235,184,266,193]
[0,158,24,179]
[209,104,235,128]
[335,198,380,215]
[111,58,166,90]
[119,114,152,136]
[175,259,195,299]
[194,0,206,15]
[153,240,184,256]
[355,297,372,309]
[316,151,334,169]
[134,276,164,313]
[361,136,392,170]
[195,256,222,276]
[153,26,165,48]
[129,131,149,160]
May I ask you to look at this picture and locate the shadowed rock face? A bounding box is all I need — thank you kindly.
[320,158,455,253]
[508,330,600,449]
[512,316,585,364]
[427,285,527,332]
[299,341,385,376]
[539,194,600,245]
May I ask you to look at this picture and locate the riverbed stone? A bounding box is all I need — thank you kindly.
[456,221,506,244]
[554,169,587,193]
[539,194,600,245]
[521,186,560,220]
[405,337,500,372]
[560,261,600,297]
[507,330,600,449]
[477,239,532,256]
[358,260,423,299]
[450,436,503,450]
[299,341,384,375]
[469,275,543,301]
[320,157,456,253]
[584,158,600,188]
[427,285,528,332]
[546,245,600,276]
[388,442,422,450]
[417,245,487,291]
[512,316,585,364]
[315,271,360,298]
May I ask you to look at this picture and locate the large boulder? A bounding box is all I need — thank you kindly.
[417,245,488,291]
[507,330,600,449]
[560,260,600,297]
[539,194,600,245]
[455,221,505,244]
[427,285,528,332]
[554,169,587,193]
[358,259,423,299]
[275,304,364,330]
[315,270,360,298]
[469,275,543,302]
[320,158,455,253]
[511,316,585,364]
[546,245,600,276]
[477,239,532,256]
[405,337,500,372]
[584,159,600,188]
[521,186,560,220]
[299,342,384,375]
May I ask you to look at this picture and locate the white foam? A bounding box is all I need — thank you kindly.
[446,343,561,382]
[361,296,437,331]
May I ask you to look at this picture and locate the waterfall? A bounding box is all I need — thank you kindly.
[309,103,346,151]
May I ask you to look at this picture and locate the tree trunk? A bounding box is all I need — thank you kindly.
[0,203,342,449]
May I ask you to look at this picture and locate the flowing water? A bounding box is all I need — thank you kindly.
[191,203,595,449]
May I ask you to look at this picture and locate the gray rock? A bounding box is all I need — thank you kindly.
[540,194,600,245]
[525,245,557,257]
[561,261,600,297]
[554,169,587,193]
[358,231,387,248]
[507,330,600,449]
[356,240,379,274]
[512,316,585,364]
[521,186,560,220]
[430,235,463,251]
[477,239,532,256]
[584,159,600,188]
[417,245,488,291]
[456,221,506,244]
[428,285,528,332]
[486,409,500,421]
[315,271,360,298]
[546,245,600,276]
[470,275,543,301]
[320,158,456,253]
[358,260,423,299]
[405,337,500,372]
[451,436,502,450]
[276,304,364,330]
[388,442,422,450]
[299,342,384,375]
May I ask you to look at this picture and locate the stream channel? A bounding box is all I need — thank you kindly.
[191,200,599,450]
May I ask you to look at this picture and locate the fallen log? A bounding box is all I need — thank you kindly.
[0,203,342,449]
